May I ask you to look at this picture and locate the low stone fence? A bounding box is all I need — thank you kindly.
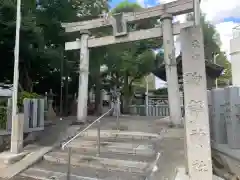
[129,104,184,117]
[0,98,45,134]
[208,86,240,149]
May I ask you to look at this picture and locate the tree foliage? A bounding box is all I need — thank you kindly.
[186,13,232,86]
[0,0,109,106]
[100,1,161,112]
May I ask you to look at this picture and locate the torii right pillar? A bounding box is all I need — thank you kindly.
[181,26,213,179]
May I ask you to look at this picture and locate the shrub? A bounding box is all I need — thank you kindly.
[0,91,41,129]
[17,91,41,110]
[0,100,7,129]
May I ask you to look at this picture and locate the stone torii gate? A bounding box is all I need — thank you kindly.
[62,0,214,179]
[63,0,193,126]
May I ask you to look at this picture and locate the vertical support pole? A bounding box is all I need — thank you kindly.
[11,0,23,154]
[145,77,149,116]
[117,99,120,131]
[97,120,101,156]
[116,88,120,131]
[161,14,182,126]
[77,30,90,123]
[66,147,72,180]
[194,0,201,26]
[181,26,213,179]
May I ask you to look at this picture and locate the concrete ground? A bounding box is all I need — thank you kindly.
[0,115,187,180]
[77,116,186,180]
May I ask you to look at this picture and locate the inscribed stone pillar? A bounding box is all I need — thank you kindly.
[161,14,182,126]
[224,86,240,149]
[211,89,227,144]
[77,30,90,122]
[181,26,213,179]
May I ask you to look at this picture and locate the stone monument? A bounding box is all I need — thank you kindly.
[181,26,213,179]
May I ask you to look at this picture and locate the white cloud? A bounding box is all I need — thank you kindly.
[137,0,147,7]
[200,0,240,59]
[154,0,240,86]
[215,22,238,59]
[201,0,240,23]
[161,0,240,57]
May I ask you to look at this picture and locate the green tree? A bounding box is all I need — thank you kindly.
[0,0,110,115]
[102,1,161,113]
[187,13,232,87]
[0,0,44,91]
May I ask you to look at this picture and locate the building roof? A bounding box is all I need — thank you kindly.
[152,55,224,82]
[0,84,12,97]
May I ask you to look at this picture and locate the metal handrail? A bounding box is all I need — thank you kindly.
[62,107,114,150]
[63,106,119,180]
[145,152,161,180]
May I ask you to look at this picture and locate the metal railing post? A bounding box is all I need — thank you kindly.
[66,147,72,180]
[61,107,113,180]
[97,120,101,156]
[116,98,120,131]
[117,108,120,131]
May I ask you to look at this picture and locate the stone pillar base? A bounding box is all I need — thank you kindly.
[175,167,224,180]
[0,151,29,165]
[10,113,24,154]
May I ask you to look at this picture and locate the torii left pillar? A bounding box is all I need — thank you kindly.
[77,30,90,123]
[161,14,182,126]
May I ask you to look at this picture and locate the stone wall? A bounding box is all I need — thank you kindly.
[209,86,240,149]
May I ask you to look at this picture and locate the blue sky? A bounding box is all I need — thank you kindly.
[110,0,240,23]
[110,0,158,8]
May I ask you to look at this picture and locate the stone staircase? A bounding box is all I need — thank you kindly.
[19,129,163,180]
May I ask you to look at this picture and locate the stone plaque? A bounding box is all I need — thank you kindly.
[181,26,213,179]
[112,13,127,37]
[23,99,30,130]
[207,90,214,140]
[224,86,240,149]
[211,88,227,144]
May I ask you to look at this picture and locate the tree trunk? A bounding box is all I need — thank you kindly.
[23,64,33,92]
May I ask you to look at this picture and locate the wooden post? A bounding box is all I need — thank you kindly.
[77,30,90,123]
[161,14,182,126]
[181,26,213,180]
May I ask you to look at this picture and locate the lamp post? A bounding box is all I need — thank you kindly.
[11,0,22,154]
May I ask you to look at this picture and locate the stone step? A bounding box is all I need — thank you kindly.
[20,167,103,180]
[77,130,162,141]
[23,161,146,180]
[57,148,155,162]
[66,140,156,157]
[44,151,151,174]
